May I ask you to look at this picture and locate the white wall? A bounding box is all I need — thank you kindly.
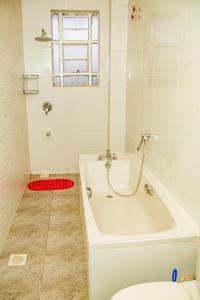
[21,0,128,174]
[0,0,30,252]
[110,0,128,152]
[126,0,144,151]
[126,0,200,227]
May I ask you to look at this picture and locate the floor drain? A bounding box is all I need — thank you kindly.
[8,254,28,267]
[106,195,113,198]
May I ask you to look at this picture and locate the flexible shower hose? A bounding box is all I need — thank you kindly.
[106,141,146,197]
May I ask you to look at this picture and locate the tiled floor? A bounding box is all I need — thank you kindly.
[0,174,88,300]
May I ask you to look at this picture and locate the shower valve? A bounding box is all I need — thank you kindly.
[42,102,53,115]
[141,133,158,140]
[137,133,158,151]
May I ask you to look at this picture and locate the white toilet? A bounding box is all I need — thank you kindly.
[111,247,200,300]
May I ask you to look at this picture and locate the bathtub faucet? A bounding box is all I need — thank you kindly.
[137,133,158,151]
[98,149,117,162]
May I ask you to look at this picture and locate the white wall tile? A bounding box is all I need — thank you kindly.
[24,51,52,74]
[126,0,200,227]
[0,0,30,253]
[21,0,51,30]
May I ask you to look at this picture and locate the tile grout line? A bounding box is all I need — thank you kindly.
[39,181,55,298]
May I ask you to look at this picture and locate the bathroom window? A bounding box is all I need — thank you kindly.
[51,11,100,87]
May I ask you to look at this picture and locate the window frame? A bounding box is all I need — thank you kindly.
[51,10,100,87]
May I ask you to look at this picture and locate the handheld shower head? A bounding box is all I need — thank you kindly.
[35,29,51,42]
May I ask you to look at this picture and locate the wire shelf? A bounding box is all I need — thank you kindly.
[22,74,39,94]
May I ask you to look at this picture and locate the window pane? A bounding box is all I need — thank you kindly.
[63,45,88,59]
[52,14,59,40]
[63,60,88,73]
[92,75,98,86]
[92,15,99,40]
[63,29,88,40]
[53,76,61,86]
[92,43,99,73]
[53,44,60,73]
[63,17,89,29]
[51,11,100,87]
[63,76,89,86]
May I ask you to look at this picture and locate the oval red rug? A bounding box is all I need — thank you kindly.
[28,179,75,191]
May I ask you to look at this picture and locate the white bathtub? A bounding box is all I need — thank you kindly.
[79,154,198,300]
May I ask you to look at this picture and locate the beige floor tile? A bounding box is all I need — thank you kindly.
[51,196,79,215]
[10,212,50,234]
[0,255,44,293]
[23,189,53,200]
[1,290,40,300]
[46,231,83,256]
[0,173,88,300]
[42,253,87,291]
[2,230,47,257]
[17,198,52,215]
[48,212,82,232]
[40,286,88,300]
[40,289,66,300]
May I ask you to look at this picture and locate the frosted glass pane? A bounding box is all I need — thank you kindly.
[92,75,98,86]
[63,76,89,86]
[92,44,99,73]
[92,15,99,40]
[63,17,88,29]
[64,60,88,73]
[63,45,88,59]
[53,44,60,73]
[63,30,88,40]
[52,14,59,40]
[53,76,61,87]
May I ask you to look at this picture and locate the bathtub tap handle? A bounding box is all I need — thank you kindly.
[86,187,92,199]
[144,184,154,196]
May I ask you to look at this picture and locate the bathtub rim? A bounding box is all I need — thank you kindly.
[79,153,199,248]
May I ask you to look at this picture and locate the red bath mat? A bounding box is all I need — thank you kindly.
[28,179,75,191]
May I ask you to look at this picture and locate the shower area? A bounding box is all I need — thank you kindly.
[22,0,128,175]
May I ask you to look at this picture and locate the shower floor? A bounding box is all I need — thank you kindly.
[0,174,88,300]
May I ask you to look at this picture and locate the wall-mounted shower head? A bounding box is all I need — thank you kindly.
[35,29,51,42]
